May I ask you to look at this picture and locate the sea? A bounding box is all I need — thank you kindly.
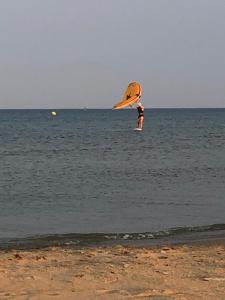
[0,108,225,249]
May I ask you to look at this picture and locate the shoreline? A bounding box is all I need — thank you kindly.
[0,238,225,299]
[1,227,225,251]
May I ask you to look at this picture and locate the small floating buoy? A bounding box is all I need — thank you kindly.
[51,111,57,116]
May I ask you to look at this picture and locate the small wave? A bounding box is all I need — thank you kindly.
[1,223,225,250]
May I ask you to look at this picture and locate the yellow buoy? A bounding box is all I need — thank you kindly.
[51,111,57,116]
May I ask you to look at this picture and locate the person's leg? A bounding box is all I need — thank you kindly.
[138,116,144,129]
[140,116,144,129]
[137,117,141,128]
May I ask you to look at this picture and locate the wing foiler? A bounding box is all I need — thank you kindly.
[113,82,142,110]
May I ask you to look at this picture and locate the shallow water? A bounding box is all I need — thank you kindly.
[0,109,225,246]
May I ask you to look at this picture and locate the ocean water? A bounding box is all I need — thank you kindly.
[0,109,225,248]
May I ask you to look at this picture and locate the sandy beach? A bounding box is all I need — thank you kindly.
[0,241,224,300]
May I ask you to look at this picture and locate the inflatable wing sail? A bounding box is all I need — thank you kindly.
[113,82,142,110]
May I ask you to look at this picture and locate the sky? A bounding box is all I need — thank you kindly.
[0,0,225,108]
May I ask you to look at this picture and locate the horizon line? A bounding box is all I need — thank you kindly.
[0,107,225,110]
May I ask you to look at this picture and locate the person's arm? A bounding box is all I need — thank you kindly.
[129,104,136,109]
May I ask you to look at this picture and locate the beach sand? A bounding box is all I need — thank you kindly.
[0,242,225,299]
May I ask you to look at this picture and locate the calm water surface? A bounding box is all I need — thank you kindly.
[0,109,225,246]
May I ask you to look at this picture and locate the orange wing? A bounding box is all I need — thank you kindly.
[113,82,142,110]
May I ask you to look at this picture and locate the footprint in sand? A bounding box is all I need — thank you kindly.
[131,288,175,299]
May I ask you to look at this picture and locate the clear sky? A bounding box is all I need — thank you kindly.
[0,0,225,108]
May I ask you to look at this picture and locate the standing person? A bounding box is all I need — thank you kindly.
[137,101,144,129]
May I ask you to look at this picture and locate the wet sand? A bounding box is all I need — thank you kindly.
[0,242,225,299]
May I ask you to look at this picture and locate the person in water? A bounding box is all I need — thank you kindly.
[137,101,144,129]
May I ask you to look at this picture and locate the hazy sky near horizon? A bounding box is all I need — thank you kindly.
[0,0,225,108]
